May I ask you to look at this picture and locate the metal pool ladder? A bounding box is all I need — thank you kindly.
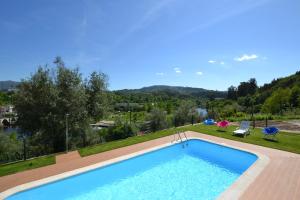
[172,131,188,148]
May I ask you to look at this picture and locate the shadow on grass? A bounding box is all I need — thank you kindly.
[263,138,279,143]
[232,134,246,138]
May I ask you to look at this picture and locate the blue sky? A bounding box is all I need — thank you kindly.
[0,0,299,90]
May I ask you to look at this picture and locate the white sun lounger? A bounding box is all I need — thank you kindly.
[233,121,250,137]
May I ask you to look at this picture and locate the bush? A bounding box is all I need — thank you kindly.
[105,123,136,142]
[0,131,22,163]
[147,108,168,132]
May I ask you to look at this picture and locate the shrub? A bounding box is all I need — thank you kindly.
[105,123,136,142]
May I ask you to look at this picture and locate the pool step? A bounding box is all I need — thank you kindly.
[172,131,189,148]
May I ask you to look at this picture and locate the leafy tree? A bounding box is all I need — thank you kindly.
[14,67,57,149]
[262,88,291,115]
[14,57,109,154]
[0,132,22,163]
[237,95,252,112]
[289,86,300,108]
[188,108,199,125]
[54,62,88,151]
[237,78,257,97]
[227,86,237,100]
[248,78,258,95]
[147,108,168,132]
[0,92,10,106]
[166,102,173,114]
[85,72,110,121]
[174,100,196,126]
[105,123,135,141]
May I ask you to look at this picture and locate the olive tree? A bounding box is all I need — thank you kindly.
[14,57,109,154]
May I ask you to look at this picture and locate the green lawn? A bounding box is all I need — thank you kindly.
[79,124,300,156]
[0,156,55,177]
[183,125,300,154]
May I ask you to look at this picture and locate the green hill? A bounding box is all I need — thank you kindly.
[115,85,226,100]
[257,71,300,101]
[259,71,300,92]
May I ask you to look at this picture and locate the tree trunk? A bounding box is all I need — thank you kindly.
[23,137,27,161]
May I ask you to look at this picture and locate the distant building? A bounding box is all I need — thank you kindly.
[0,105,14,118]
[0,105,14,114]
[90,120,115,130]
[0,105,16,127]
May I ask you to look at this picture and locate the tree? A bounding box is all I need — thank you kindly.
[0,92,10,106]
[289,86,300,108]
[53,62,88,152]
[248,78,258,95]
[148,108,167,132]
[188,108,199,125]
[14,67,57,146]
[85,72,109,121]
[227,86,237,100]
[105,123,135,141]
[262,88,290,115]
[0,131,22,162]
[174,101,196,126]
[165,102,173,114]
[14,57,108,154]
[237,95,252,112]
[237,78,258,97]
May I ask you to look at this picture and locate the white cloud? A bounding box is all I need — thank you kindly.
[156,72,164,76]
[208,60,216,64]
[196,71,203,75]
[174,67,181,74]
[220,61,225,65]
[234,54,258,62]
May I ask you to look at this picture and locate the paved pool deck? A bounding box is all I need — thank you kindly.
[0,131,299,199]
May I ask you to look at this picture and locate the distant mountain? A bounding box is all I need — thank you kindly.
[0,81,19,91]
[115,85,226,99]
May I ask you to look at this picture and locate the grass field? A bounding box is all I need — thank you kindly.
[0,156,55,177]
[1,123,299,177]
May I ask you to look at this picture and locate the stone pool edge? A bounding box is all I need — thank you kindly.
[0,133,269,199]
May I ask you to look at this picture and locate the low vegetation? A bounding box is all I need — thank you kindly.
[1,123,299,177]
[0,156,55,177]
[80,124,300,156]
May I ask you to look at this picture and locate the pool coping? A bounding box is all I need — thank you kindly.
[0,134,269,199]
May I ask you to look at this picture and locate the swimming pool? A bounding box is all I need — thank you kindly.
[5,139,257,200]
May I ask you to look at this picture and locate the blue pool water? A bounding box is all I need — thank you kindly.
[6,139,257,200]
